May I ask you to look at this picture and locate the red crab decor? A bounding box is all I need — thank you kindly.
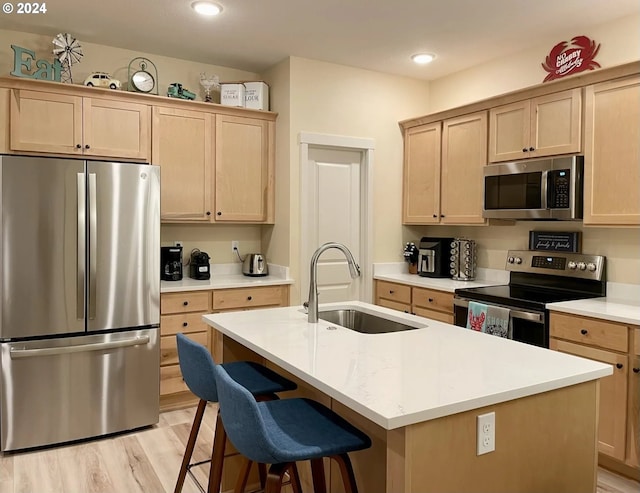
[541,35,601,82]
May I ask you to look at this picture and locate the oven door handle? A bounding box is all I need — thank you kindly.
[453,298,544,323]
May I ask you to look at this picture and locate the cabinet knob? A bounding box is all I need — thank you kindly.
[389,290,395,294]
[76,144,82,149]
[633,368,640,373]
[432,214,437,218]
[247,296,253,301]
[183,301,189,306]
[206,211,211,216]
[616,363,623,369]
[522,148,528,152]
[580,329,588,335]
[529,147,535,152]
[182,322,188,327]
[428,298,434,302]
[440,214,445,218]
[85,144,90,149]
[217,212,222,216]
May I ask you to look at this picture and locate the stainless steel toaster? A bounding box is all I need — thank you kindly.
[242,253,269,276]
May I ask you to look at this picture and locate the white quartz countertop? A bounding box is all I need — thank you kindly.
[548,297,640,325]
[203,301,612,430]
[374,272,506,292]
[161,263,293,293]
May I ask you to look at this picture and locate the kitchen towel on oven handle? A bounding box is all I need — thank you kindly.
[485,304,511,339]
[466,301,488,332]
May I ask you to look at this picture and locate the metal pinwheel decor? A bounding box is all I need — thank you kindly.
[52,33,83,84]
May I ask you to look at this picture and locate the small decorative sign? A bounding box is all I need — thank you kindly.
[10,45,61,81]
[541,36,600,82]
[529,231,581,253]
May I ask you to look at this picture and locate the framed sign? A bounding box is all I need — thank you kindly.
[529,231,581,253]
[541,36,600,82]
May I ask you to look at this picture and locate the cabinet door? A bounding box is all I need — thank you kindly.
[402,123,441,224]
[10,89,83,155]
[152,106,212,221]
[488,100,529,163]
[83,98,150,161]
[0,89,9,154]
[551,339,628,461]
[628,355,640,468]
[441,111,488,224]
[583,76,640,225]
[530,89,581,158]
[214,115,273,222]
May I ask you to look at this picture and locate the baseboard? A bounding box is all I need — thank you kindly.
[599,453,640,482]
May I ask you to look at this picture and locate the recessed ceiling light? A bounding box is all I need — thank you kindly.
[412,53,436,65]
[192,1,223,16]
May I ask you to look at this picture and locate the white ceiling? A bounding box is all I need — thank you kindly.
[3,0,639,80]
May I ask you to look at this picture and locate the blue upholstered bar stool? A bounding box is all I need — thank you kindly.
[175,333,297,493]
[213,363,372,493]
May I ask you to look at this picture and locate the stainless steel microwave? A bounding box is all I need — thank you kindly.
[483,156,583,220]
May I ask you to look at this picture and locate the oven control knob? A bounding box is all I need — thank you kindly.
[577,262,587,271]
[568,261,577,270]
[508,256,515,264]
[587,262,597,272]
[514,257,522,264]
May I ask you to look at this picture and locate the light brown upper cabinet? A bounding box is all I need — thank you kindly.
[10,89,150,161]
[403,112,488,225]
[402,123,442,224]
[583,76,640,226]
[152,106,212,222]
[0,89,9,154]
[489,88,581,163]
[440,111,488,224]
[214,114,274,223]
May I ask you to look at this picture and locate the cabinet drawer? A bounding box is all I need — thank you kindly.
[161,312,208,336]
[377,298,411,313]
[161,331,208,366]
[412,287,453,314]
[212,286,284,311]
[160,364,189,396]
[413,306,454,324]
[161,291,211,314]
[376,281,411,305]
[550,312,628,352]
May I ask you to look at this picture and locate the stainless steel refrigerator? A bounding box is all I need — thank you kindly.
[0,155,160,452]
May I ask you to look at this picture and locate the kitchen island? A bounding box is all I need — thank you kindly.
[203,301,612,493]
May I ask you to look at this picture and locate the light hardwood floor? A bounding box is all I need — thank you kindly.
[0,404,637,493]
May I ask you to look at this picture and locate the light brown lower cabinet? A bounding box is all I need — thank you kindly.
[159,284,289,411]
[550,312,639,477]
[374,280,454,323]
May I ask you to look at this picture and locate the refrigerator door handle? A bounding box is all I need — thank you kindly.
[88,173,97,320]
[77,173,85,320]
[9,335,151,359]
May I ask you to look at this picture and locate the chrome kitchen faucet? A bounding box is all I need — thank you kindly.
[307,242,360,323]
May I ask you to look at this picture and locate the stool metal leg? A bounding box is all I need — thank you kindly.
[331,454,359,493]
[310,458,327,493]
[175,399,207,493]
[208,410,228,493]
[264,463,290,493]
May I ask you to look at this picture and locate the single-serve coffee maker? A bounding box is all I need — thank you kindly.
[161,246,183,281]
[418,237,454,278]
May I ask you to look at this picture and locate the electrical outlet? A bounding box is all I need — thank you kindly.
[477,412,495,455]
[174,241,183,248]
[231,240,239,253]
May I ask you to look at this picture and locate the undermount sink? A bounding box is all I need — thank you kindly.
[318,308,426,334]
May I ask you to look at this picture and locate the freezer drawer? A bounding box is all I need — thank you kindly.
[0,329,159,451]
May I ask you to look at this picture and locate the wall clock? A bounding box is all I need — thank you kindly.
[127,57,158,94]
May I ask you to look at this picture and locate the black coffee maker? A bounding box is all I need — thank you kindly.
[161,246,183,281]
[189,249,211,280]
[418,237,454,278]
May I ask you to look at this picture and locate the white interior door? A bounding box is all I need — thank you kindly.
[305,146,361,304]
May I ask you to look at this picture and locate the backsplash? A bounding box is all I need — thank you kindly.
[161,224,263,264]
[404,223,640,285]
